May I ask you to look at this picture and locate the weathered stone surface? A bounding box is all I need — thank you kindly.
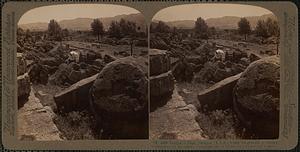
[40,57,61,67]
[89,56,148,139]
[240,57,250,66]
[49,63,72,85]
[90,56,148,113]
[28,63,50,85]
[17,53,27,76]
[198,73,242,111]
[150,49,171,76]
[213,68,232,82]
[103,54,117,63]
[172,59,196,82]
[18,73,31,105]
[249,53,261,62]
[150,71,175,98]
[18,88,62,141]
[233,56,280,139]
[68,70,82,84]
[54,74,98,113]
[150,87,207,140]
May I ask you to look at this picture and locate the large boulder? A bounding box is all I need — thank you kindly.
[233,56,280,139]
[149,49,170,76]
[89,56,148,139]
[150,71,175,99]
[54,74,98,113]
[28,63,49,85]
[198,73,241,111]
[48,63,72,86]
[150,71,175,111]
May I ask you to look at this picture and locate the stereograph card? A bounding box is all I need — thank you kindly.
[1,0,298,150]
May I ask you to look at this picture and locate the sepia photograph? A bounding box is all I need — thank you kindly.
[149,4,280,140]
[17,4,149,140]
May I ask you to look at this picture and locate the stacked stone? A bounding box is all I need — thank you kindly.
[17,53,31,106]
[150,49,175,110]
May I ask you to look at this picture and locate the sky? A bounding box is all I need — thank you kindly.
[18,4,140,25]
[153,4,273,22]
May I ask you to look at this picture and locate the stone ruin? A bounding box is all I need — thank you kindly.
[149,49,175,111]
[233,55,280,139]
[54,56,149,139]
[197,55,280,138]
[17,53,31,108]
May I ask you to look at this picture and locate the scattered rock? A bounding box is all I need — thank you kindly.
[249,53,261,62]
[240,57,250,66]
[103,54,117,63]
[18,73,31,107]
[40,57,61,67]
[17,53,27,76]
[48,63,72,86]
[198,73,242,111]
[233,56,280,139]
[150,49,171,76]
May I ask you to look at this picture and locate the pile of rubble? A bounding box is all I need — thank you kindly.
[197,56,280,138]
[54,56,149,139]
[170,42,262,84]
[17,37,111,87]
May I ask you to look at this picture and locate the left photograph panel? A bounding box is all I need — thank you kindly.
[17,4,149,140]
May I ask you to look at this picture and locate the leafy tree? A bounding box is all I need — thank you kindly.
[155,21,171,33]
[255,20,269,43]
[194,17,208,40]
[108,19,138,39]
[238,18,251,40]
[91,19,104,41]
[48,19,62,40]
[266,18,280,54]
[108,21,121,39]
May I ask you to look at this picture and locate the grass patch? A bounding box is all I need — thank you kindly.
[53,110,100,140]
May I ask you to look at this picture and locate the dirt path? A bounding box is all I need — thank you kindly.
[18,87,62,141]
[150,86,207,140]
[63,41,147,58]
[210,39,276,58]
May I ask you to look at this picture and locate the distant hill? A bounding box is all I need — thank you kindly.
[154,13,276,30]
[19,13,146,32]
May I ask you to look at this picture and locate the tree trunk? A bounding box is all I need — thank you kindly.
[97,34,100,41]
[244,34,247,41]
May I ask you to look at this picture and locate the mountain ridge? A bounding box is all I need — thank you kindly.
[156,13,276,29]
[19,13,146,31]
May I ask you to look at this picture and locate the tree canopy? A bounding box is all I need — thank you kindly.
[238,18,251,40]
[91,19,104,41]
[48,19,62,40]
[194,17,209,40]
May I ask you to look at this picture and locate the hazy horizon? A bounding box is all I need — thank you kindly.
[18,4,140,25]
[153,4,274,22]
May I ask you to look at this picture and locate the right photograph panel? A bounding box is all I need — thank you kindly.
[149,4,280,140]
